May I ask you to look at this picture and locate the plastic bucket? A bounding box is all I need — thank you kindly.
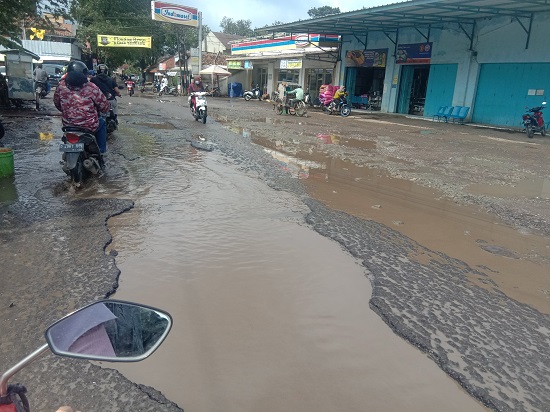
[0,148,15,178]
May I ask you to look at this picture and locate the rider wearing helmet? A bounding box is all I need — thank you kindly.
[188,75,204,110]
[53,60,110,155]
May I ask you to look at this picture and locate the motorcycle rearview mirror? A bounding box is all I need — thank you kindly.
[45,300,172,362]
[1,300,172,400]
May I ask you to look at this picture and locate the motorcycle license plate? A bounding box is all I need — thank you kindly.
[59,143,84,152]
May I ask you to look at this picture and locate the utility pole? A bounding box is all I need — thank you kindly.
[198,12,202,73]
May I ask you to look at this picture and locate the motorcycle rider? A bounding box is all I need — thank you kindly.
[286,85,304,104]
[160,76,168,94]
[33,63,51,94]
[53,60,110,155]
[91,67,121,124]
[329,86,347,113]
[188,76,204,111]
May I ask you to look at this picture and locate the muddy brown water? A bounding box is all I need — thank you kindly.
[101,139,485,411]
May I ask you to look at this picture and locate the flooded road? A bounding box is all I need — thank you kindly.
[104,136,484,411]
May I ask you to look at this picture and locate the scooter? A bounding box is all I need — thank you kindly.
[104,107,117,135]
[522,102,546,138]
[59,126,104,186]
[0,300,171,412]
[189,92,208,124]
[243,85,262,101]
[126,82,135,96]
[323,95,351,117]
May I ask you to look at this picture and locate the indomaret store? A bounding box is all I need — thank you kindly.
[226,34,339,101]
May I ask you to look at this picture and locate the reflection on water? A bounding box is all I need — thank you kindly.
[106,144,485,411]
[0,177,17,203]
[249,135,550,314]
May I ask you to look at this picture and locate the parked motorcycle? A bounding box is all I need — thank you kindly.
[189,91,208,124]
[0,300,172,412]
[158,85,179,97]
[243,85,262,101]
[323,95,351,117]
[522,102,546,138]
[59,126,104,186]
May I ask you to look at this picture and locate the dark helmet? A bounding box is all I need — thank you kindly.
[66,60,89,75]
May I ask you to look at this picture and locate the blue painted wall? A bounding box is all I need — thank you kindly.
[473,63,550,127]
[424,64,457,117]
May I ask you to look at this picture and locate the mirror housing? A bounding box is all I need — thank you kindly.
[45,300,172,362]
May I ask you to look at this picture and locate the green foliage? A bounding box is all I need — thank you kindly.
[0,0,71,48]
[73,0,208,70]
[307,6,341,18]
[220,17,254,37]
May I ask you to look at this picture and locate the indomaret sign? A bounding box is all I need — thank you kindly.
[151,1,198,27]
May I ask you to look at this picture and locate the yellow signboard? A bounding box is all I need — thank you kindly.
[97,35,152,48]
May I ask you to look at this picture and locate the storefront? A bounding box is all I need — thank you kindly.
[395,43,433,116]
[344,49,388,110]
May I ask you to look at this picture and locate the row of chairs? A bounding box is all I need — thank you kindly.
[433,105,470,124]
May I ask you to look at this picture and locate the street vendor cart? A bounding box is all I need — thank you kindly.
[1,48,41,109]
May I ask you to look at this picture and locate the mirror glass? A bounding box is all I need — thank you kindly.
[45,300,172,362]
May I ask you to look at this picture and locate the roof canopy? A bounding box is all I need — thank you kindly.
[258,0,550,38]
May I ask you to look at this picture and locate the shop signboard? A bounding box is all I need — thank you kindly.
[396,43,432,64]
[97,35,152,48]
[151,1,198,27]
[345,49,388,67]
[231,34,338,55]
[244,60,253,69]
[227,60,243,69]
[280,59,302,69]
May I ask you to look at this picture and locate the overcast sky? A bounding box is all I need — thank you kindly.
[178,0,390,32]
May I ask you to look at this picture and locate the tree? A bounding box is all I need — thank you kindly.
[220,17,254,37]
[307,6,341,18]
[72,0,208,70]
[0,0,71,48]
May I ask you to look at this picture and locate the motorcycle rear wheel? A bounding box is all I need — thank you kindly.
[526,125,534,138]
[70,156,86,185]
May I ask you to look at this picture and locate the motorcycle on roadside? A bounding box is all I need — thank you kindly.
[522,102,546,138]
[243,85,263,101]
[0,300,172,412]
[189,91,208,124]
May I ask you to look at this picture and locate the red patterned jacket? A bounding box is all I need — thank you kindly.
[54,80,110,131]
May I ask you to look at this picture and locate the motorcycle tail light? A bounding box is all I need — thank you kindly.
[522,114,529,120]
[65,133,81,144]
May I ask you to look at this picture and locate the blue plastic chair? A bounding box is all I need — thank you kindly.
[451,106,470,124]
[441,106,455,123]
[433,106,448,122]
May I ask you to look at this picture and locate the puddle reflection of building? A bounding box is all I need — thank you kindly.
[263,148,326,179]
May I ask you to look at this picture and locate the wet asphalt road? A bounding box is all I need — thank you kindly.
[1,93,549,411]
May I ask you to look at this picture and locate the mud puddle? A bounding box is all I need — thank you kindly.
[104,142,485,411]
[249,138,550,314]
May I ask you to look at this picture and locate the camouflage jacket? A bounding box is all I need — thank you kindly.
[54,81,110,131]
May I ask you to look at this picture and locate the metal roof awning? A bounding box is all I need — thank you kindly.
[257,0,550,48]
[0,48,41,61]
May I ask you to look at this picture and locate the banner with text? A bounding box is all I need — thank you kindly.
[97,35,151,48]
[396,43,432,64]
[151,1,198,27]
